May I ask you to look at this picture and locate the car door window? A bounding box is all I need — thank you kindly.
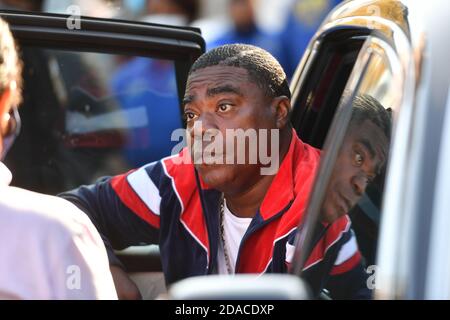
[6,48,182,195]
[1,11,204,194]
[290,28,371,149]
[290,33,409,298]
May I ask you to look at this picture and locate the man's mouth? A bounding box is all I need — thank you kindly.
[192,150,225,165]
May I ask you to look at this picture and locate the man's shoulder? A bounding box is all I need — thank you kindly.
[0,186,99,243]
[127,150,197,186]
[295,136,321,162]
[112,150,198,208]
[0,186,115,299]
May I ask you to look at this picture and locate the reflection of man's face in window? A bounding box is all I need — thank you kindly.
[321,119,389,223]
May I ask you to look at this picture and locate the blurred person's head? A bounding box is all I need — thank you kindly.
[184,44,291,194]
[0,17,22,159]
[320,94,391,223]
[146,0,199,24]
[0,0,44,11]
[229,0,256,32]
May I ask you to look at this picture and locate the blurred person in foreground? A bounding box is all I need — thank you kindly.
[0,17,117,299]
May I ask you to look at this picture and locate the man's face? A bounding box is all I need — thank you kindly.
[183,65,278,195]
[321,119,389,223]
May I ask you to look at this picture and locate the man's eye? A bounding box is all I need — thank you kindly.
[184,112,198,122]
[354,151,364,166]
[218,104,232,112]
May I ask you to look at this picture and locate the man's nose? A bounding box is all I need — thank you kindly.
[351,174,367,196]
[190,113,219,139]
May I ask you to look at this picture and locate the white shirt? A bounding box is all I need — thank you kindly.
[0,162,117,299]
[217,199,252,274]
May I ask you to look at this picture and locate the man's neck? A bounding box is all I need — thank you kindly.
[224,128,293,218]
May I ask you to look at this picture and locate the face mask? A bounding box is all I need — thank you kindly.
[142,14,188,26]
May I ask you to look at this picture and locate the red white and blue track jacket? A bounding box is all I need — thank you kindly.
[60,132,370,299]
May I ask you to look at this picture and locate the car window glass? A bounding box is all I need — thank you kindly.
[290,30,370,148]
[292,36,402,298]
[4,47,184,194]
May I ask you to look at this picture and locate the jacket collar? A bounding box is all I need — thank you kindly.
[259,129,300,220]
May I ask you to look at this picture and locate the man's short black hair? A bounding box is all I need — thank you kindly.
[350,94,392,140]
[189,44,291,99]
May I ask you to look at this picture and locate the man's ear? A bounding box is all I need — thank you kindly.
[272,96,291,129]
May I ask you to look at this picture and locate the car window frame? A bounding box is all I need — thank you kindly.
[289,27,372,149]
[289,28,414,298]
[0,10,205,108]
[290,38,376,276]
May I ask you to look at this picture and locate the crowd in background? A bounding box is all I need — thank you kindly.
[1,0,343,80]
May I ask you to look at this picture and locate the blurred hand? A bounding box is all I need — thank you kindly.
[110,265,142,300]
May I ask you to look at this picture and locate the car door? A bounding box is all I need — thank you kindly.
[0,10,205,298]
[287,0,414,298]
[167,1,415,298]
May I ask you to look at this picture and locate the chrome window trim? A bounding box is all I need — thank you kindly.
[369,31,416,300]
[289,40,319,105]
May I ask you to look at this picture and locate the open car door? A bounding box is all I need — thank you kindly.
[1,10,205,298]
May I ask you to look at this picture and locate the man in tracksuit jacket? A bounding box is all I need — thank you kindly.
[60,44,372,299]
